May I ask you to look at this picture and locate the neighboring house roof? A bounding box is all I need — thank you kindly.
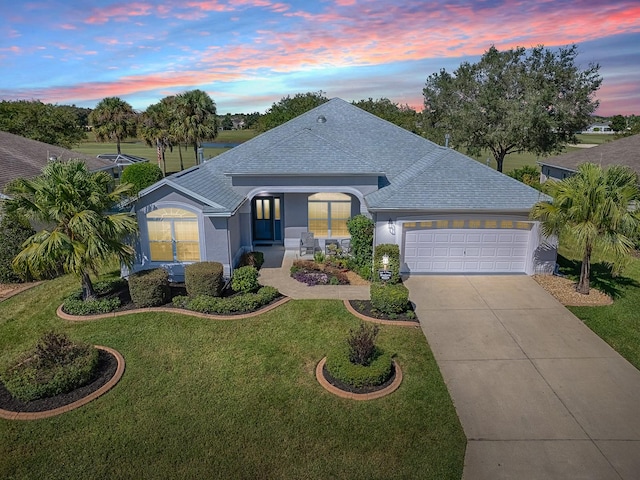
[0,130,116,194]
[140,98,544,214]
[97,153,149,166]
[538,134,640,176]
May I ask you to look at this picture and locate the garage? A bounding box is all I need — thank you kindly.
[402,221,532,274]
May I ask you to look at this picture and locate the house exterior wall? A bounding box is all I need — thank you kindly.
[131,186,233,281]
[540,165,575,183]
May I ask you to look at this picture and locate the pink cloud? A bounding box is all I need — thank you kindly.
[84,2,155,25]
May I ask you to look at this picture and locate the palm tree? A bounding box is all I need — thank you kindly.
[172,89,217,164]
[4,160,138,300]
[89,97,137,155]
[139,98,174,176]
[531,163,640,294]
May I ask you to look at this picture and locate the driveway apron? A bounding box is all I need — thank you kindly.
[405,275,640,480]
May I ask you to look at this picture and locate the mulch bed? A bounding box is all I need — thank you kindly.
[322,362,396,394]
[533,274,613,306]
[348,300,419,322]
[0,349,117,413]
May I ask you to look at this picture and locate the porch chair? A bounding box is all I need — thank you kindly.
[300,232,315,256]
[340,238,351,255]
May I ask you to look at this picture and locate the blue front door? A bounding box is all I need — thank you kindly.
[253,196,282,242]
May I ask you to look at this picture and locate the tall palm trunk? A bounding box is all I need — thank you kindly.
[577,245,592,294]
[178,144,184,171]
[81,271,96,301]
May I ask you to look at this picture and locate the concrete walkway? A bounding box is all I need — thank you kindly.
[257,246,369,300]
[404,275,640,480]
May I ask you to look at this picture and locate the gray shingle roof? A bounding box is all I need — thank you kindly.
[142,98,544,214]
[538,134,640,176]
[0,131,116,194]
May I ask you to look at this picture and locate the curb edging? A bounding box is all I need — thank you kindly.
[0,345,125,421]
[57,296,291,322]
[315,357,402,401]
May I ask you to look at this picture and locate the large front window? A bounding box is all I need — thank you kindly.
[146,207,200,262]
[308,192,351,237]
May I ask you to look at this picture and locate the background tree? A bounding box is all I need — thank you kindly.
[121,162,164,194]
[4,160,138,300]
[139,98,175,175]
[0,207,36,283]
[0,100,87,148]
[506,165,542,190]
[423,45,602,172]
[172,89,217,163]
[256,91,328,132]
[531,163,640,294]
[609,115,627,133]
[221,113,233,130]
[244,111,261,129]
[352,98,421,133]
[89,97,138,155]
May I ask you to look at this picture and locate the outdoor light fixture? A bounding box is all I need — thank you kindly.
[388,218,395,234]
[382,254,390,271]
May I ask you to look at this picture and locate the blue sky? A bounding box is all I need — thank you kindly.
[1,0,639,115]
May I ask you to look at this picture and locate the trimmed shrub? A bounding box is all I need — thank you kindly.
[373,243,401,284]
[180,286,280,315]
[62,277,127,315]
[128,268,169,307]
[347,214,374,280]
[185,262,224,297]
[325,346,393,389]
[63,293,121,315]
[370,282,410,314]
[1,332,99,402]
[0,210,35,283]
[121,162,163,194]
[231,266,259,293]
[238,251,264,270]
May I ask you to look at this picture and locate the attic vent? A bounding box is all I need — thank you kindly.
[316,115,326,123]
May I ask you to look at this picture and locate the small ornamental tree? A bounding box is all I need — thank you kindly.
[346,214,374,280]
[121,162,164,194]
[347,323,379,366]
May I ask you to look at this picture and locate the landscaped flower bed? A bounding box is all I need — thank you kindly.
[290,260,350,286]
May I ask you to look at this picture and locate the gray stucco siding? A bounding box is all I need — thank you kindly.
[131,187,234,280]
[231,174,378,189]
[135,185,206,211]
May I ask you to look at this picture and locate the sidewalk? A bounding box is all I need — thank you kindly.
[257,246,369,300]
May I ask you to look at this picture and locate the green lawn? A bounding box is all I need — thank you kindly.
[556,240,640,370]
[73,130,259,174]
[0,274,465,480]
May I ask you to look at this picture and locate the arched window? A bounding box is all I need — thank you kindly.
[146,207,200,262]
[308,193,351,237]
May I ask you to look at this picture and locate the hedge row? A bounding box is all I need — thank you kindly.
[172,286,280,315]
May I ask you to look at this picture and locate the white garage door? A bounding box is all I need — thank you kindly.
[403,229,530,273]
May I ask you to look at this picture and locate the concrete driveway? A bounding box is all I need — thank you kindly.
[404,275,640,480]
